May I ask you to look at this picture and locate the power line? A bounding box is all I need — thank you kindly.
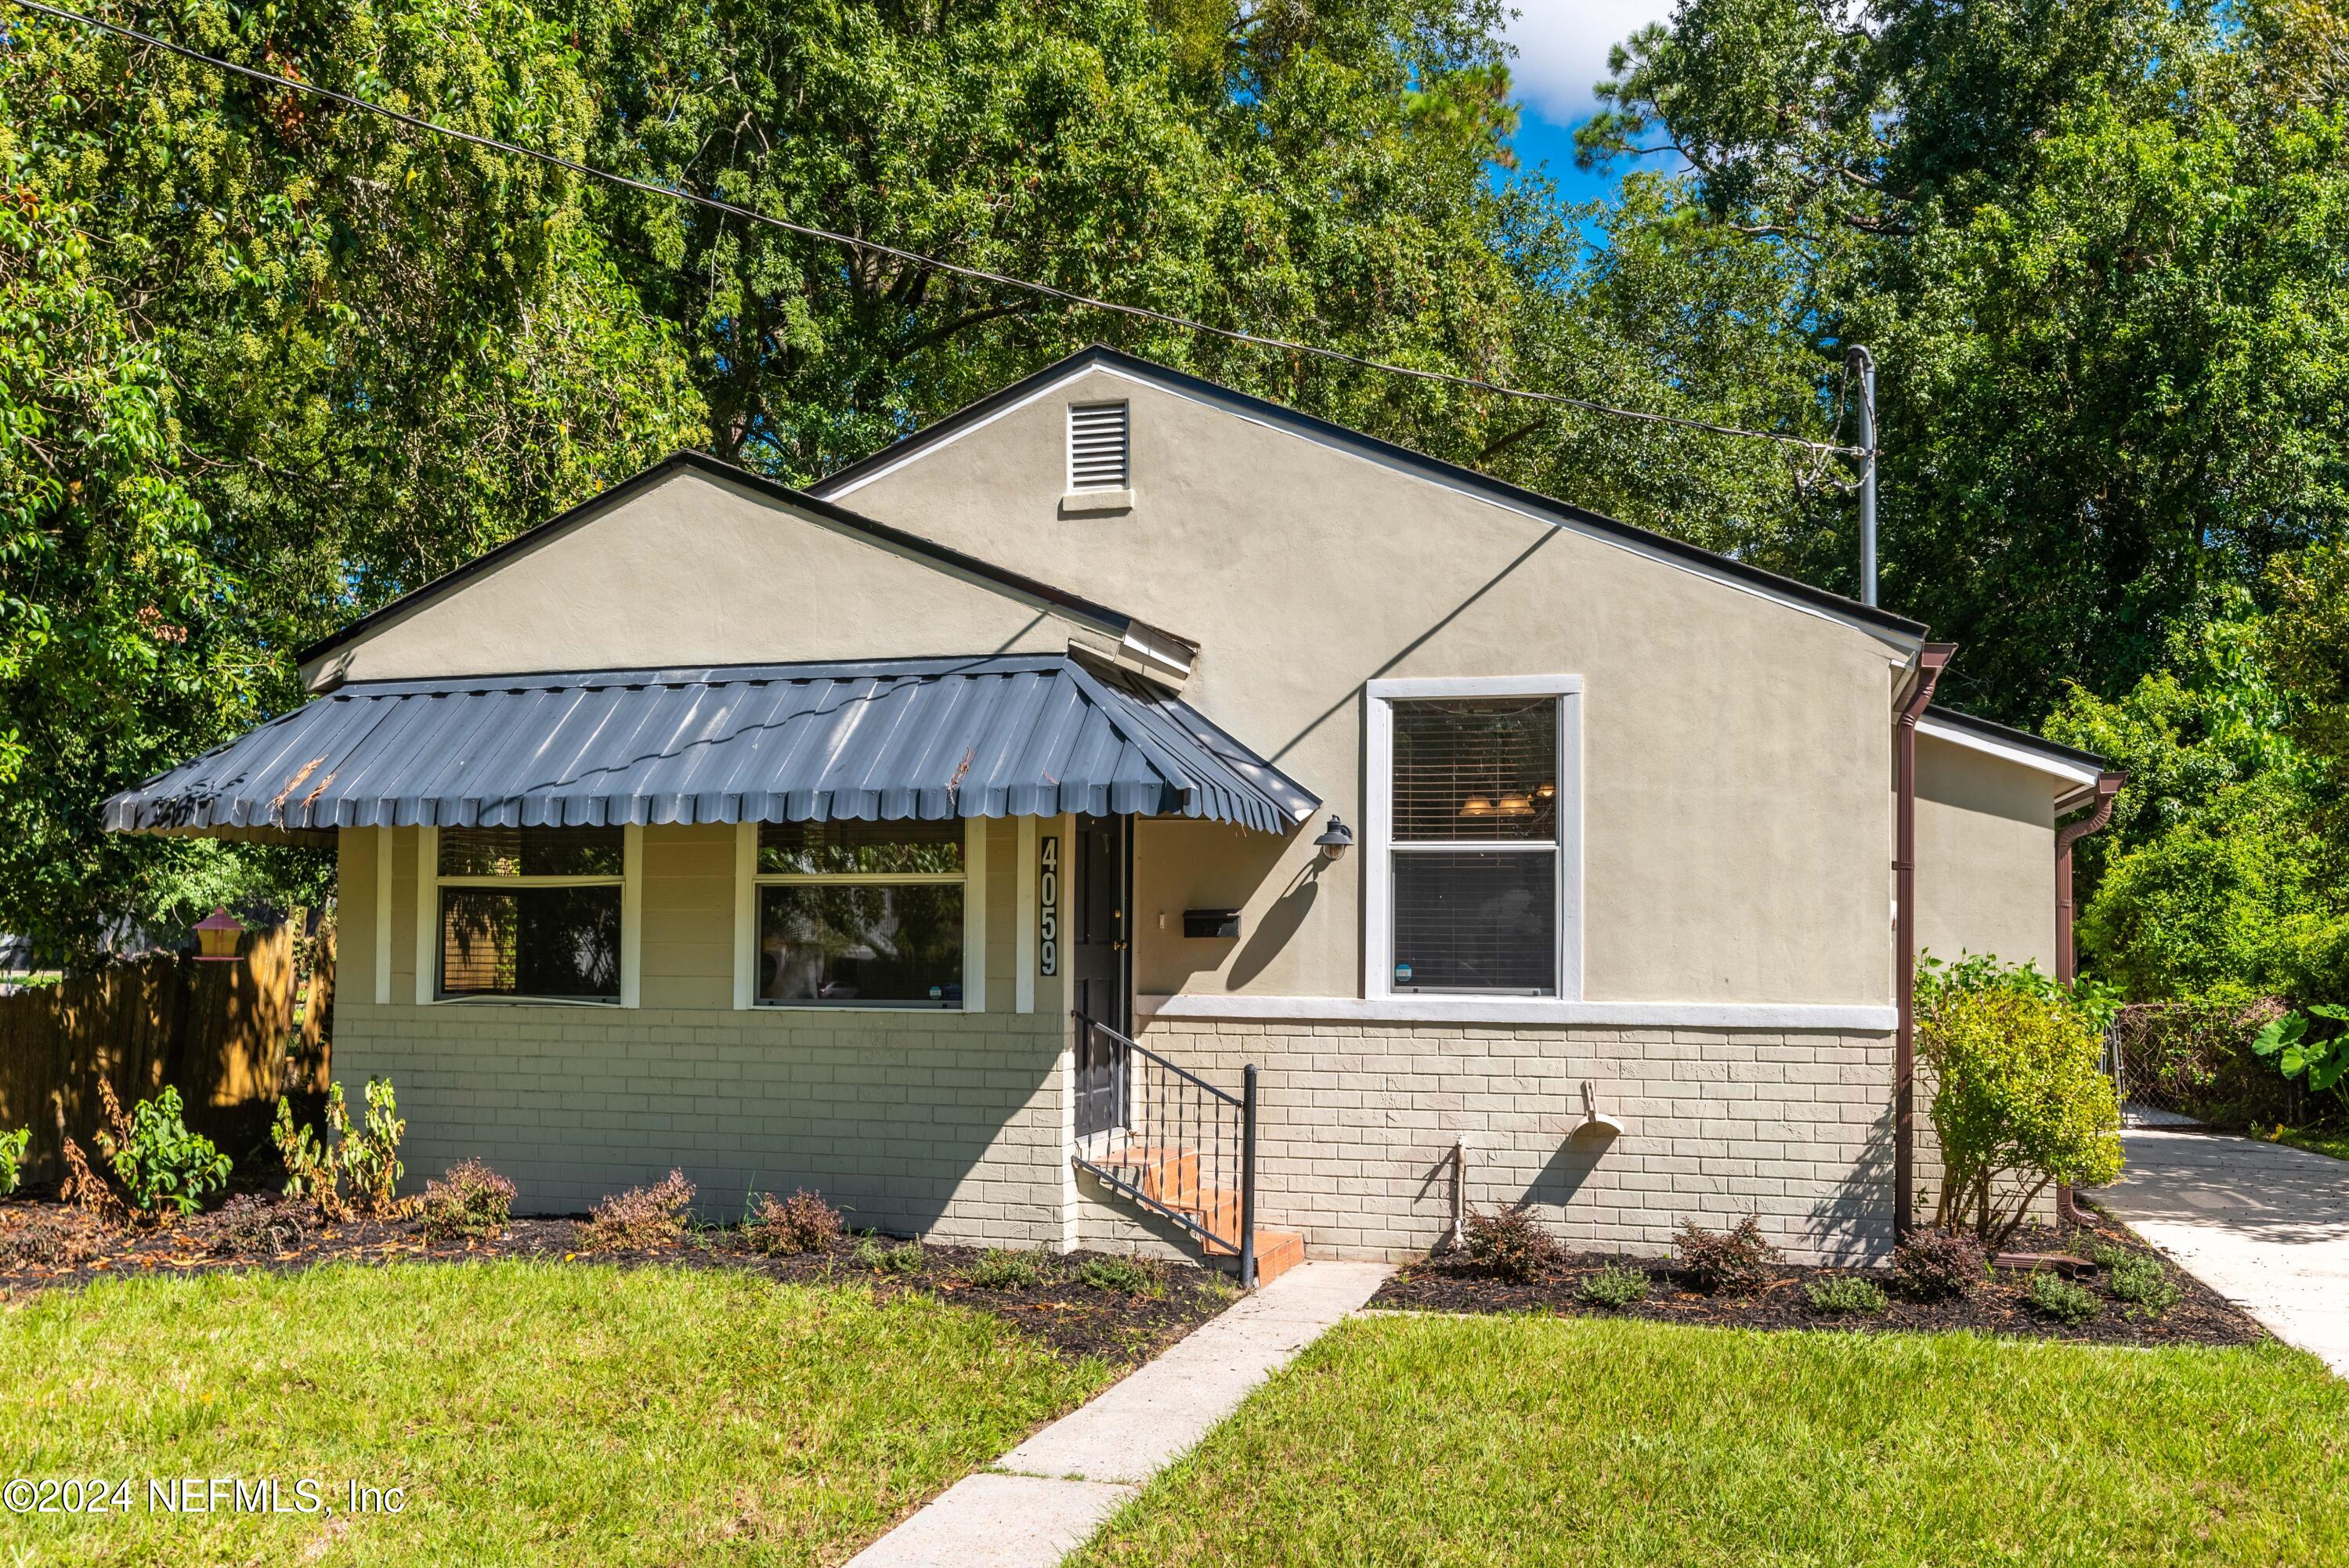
[4,0,1869,460]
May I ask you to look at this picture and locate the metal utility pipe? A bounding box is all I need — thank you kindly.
[1894,643,1955,1240]
[1849,345,1879,608]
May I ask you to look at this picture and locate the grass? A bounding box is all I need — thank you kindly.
[0,1260,1113,1565]
[1072,1314,2349,1567]
[2271,1125,2349,1162]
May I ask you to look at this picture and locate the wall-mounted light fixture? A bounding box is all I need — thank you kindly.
[1313,815,1355,862]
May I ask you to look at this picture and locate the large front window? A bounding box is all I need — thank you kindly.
[1368,679,1581,1000]
[754,821,967,1007]
[435,827,626,1003]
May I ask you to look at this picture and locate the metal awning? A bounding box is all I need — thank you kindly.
[104,655,1318,837]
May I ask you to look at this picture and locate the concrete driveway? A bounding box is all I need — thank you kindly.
[2097,1129,2349,1377]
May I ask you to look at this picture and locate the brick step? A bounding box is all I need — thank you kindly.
[1083,1145,1304,1287]
[1198,1229,1304,1285]
[1090,1144,1202,1209]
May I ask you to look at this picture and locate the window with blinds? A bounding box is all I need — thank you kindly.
[1068,402,1130,491]
[1389,698,1560,994]
[434,827,626,1002]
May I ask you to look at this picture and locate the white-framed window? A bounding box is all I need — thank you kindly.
[1067,402,1130,491]
[732,818,988,1012]
[1364,677,1582,1000]
[417,824,642,1006]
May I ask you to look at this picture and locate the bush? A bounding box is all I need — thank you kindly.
[743,1189,843,1255]
[420,1159,515,1244]
[204,1193,311,1256]
[1891,1229,1986,1300]
[1916,956,2124,1248]
[575,1170,695,1251]
[2108,1255,2183,1319]
[2027,1269,2101,1324]
[1077,1253,1166,1295]
[0,1207,104,1268]
[964,1247,1055,1290]
[273,1078,410,1222]
[853,1235,924,1274]
[1805,1274,1890,1315]
[1675,1216,1780,1295]
[2076,1234,2131,1270]
[1461,1205,1562,1282]
[91,1082,230,1220]
[0,1127,27,1196]
[1574,1264,1651,1308]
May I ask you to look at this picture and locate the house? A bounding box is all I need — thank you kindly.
[107,347,2120,1281]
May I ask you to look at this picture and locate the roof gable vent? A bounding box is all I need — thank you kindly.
[1068,402,1130,492]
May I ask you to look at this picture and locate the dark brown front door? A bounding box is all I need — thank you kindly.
[1071,815,1129,1140]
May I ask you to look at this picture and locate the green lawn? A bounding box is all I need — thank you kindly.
[0,1261,1112,1566]
[2272,1125,2349,1162]
[1073,1314,2349,1567]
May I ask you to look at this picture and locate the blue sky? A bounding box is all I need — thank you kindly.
[1495,1,1680,210]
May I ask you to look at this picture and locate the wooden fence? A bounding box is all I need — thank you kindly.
[0,926,334,1185]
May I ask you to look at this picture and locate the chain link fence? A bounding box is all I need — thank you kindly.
[2103,999,2300,1129]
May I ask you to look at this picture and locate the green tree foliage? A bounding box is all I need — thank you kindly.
[1583,0,2349,719]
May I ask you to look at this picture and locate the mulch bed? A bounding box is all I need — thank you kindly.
[1371,1209,2266,1348]
[0,1196,1234,1366]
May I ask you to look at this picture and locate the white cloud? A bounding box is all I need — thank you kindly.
[1501,0,1677,121]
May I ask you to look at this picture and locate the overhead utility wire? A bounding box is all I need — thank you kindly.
[5,0,1868,460]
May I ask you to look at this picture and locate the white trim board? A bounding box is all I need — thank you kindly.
[1917,717,2101,792]
[815,359,1922,653]
[1137,994,1897,1031]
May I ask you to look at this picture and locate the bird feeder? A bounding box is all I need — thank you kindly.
[193,906,245,962]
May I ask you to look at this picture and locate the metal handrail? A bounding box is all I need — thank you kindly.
[1069,1012,1261,1287]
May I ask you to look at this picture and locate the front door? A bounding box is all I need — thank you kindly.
[1070,814,1129,1140]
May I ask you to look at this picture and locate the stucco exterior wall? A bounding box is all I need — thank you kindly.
[1113,1017,1896,1265]
[307,468,1069,688]
[822,366,1914,1008]
[1914,735,2060,973]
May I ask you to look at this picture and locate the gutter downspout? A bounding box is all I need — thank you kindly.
[1894,644,1956,1242]
[2054,770,2125,1227]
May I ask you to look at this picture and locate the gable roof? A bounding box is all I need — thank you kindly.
[814,345,1931,645]
[1919,704,2111,804]
[295,450,1194,674]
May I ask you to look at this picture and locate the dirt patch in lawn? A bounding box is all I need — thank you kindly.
[0,1198,1234,1366]
[1372,1209,2265,1348]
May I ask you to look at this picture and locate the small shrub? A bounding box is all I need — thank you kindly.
[1891,1228,1986,1300]
[2108,1255,2183,1319]
[1805,1274,1890,1315]
[1575,1264,1651,1308]
[575,1170,696,1251]
[1077,1253,1166,1295]
[420,1159,516,1244]
[2076,1234,2130,1270]
[965,1247,1055,1290]
[0,1208,104,1268]
[743,1190,844,1255]
[0,1128,28,1196]
[204,1194,312,1256]
[1675,1216,1781,1295]
[92,1082,231,1221]
[274,1078,410,1221]
[1461,1205,1562,1282]
[853,1235,925,1274]
[2027,1268,2100,1325]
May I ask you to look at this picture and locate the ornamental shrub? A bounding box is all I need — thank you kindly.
[92,1082,230,1220]
[1891,1229,1986,1300]
[0,1207,104,1268]
[0,1127,27,1195]
[2108,1255,2182,1319]
[274,1078,411,1221]
[1805,1274,1889,1314]
[420,1159,516,1243]
[853,1235,925,1274]
[1461,1205,1563,1282]
[964,1246,1055,1290]
[744,1189,844,1255]
[1916,957,2124,1248]
[2028,1269,2100,1325]
[1077,1253,1165,1295]
[204,1193,312,1256]
[576,1169,695,1250]
[1574,1264,1651,1308]
[1675,1216,1780,1295]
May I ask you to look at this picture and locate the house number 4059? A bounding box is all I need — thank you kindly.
[1037,836,1059,977]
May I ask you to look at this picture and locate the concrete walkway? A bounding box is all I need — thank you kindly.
[2098,1129,2349,1377]
[848,1260,1390,1568]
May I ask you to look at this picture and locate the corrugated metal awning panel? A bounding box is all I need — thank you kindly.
[104,656,1318,836]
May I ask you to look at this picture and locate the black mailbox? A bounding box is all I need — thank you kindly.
[1183,908,1241,939]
